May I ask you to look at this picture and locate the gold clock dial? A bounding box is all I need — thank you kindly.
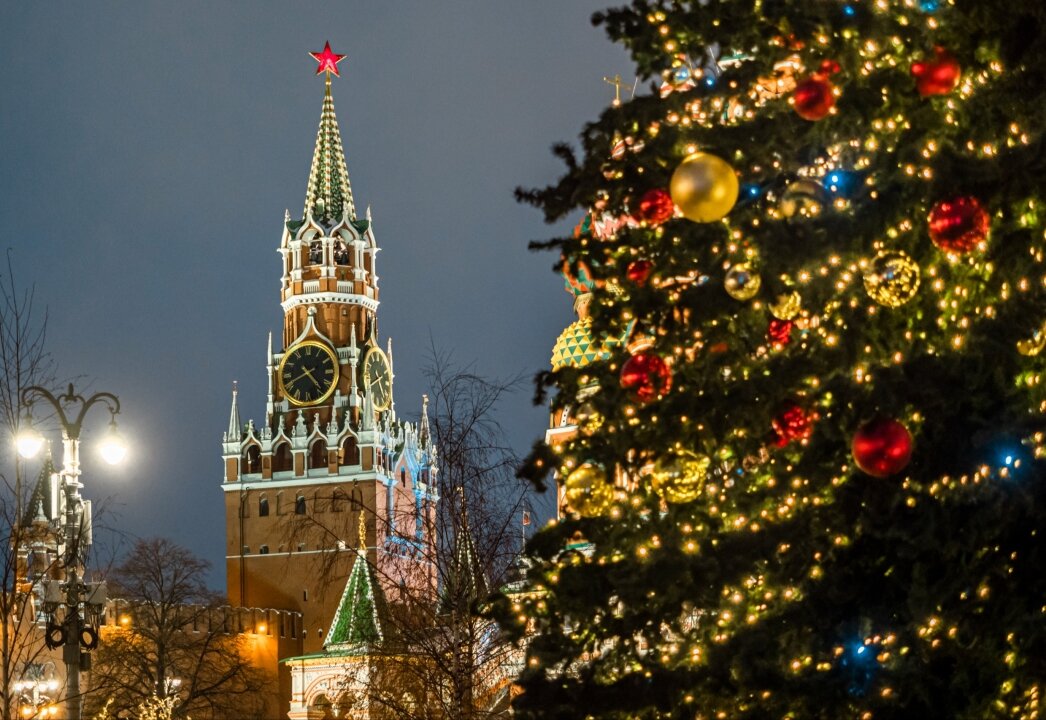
[278,340,340,406]
[363,347,392,411]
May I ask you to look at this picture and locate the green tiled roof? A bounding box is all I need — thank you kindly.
[324,549,384,652]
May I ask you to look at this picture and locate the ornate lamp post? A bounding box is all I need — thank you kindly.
[16,384,127,720]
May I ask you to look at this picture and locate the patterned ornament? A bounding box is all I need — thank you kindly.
[852,418,913,477]
[563,464,615,517]
[770,291,802,320]
[793,75,835,120]
[779,179,826,218]
[626,259,653,286]
[911,47,961,97]
[620,352,672,404]
[669,153,739,223]
[637,188,675,226]
[767,319,794,347]
[724,263,761,301]
[928,196,989,253]
[863,251,921,307]
[772,401,814,446]
[650,453,711,504]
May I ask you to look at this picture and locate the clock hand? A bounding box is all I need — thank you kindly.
[300,366,321,387]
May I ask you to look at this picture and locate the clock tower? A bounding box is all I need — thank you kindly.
[221,47,437,657]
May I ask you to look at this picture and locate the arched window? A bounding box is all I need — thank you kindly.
[272,443,293,473]
[276,491,285,515]
[259,545,270,555]
[331,489,346,512]
[309,440,327,470]
[242,445,261,474]
[334,241,350,265]
[295,494,307,515]
[400,469,407,486]
[350,488,363,511]
[340,437,360,466]
[309,241,323,265]
[415,496,423,538]
[258,496,269,517]
[387,482,395,532]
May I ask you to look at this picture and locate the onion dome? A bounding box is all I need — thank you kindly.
[551,318,610,371]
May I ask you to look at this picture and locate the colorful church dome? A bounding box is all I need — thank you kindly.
[551,317,610,371]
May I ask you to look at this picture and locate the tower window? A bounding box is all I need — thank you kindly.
[272,442,293,473]
[242,546,250,555]
[259,496,269,517]
[334,241,350,265]
[340,437,360,466]
[331,489,346,512]
[350,488,363,511]
[295,495,307,515]
[298,543,305,552]
[309,440,328,470]
[259,545,269,555]
[243,445,261,474]
[400,469,407,486]
[309,241,323,265]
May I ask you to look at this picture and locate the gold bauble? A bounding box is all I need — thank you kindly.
[1018,327,1046,357]
[863,250,921,308]
[650,454,710,505]
[724,263,761,301]
[779,179,826,218]
[669,152,739,223]
[563,464,615,517]
[573,402,604,435]
[770,291,802,320]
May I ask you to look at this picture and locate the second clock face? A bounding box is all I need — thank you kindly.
[279,341,339,406]
[363,347,392,411]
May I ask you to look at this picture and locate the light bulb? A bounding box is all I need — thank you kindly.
[16,426,44,459]
[98,423,127,465]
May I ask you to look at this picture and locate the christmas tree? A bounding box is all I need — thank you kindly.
[497,1,1046,718]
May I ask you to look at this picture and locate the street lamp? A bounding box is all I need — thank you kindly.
[17,384,127,720]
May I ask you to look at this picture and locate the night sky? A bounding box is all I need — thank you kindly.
[0,3,632,586]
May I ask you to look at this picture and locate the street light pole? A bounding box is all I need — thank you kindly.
[18,384,125,720]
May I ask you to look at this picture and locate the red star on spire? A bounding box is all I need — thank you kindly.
[310,41,346,77]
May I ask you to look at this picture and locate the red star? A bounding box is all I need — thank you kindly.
[310,41,346,77]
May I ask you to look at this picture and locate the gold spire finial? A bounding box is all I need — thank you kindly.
[357,511,366,552]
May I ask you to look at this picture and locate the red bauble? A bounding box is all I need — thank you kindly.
[928,196,989,253]
[637,188,675,226]
[626,259,653,286]
[852,417,913,477]
[793,75,835,121]
[911,47,961,97]
[620,352,672,404]
[772,401,814,446]
[767,319,794,347]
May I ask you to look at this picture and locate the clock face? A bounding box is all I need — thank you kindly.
[278,341,340,406]
[363,347,392,411]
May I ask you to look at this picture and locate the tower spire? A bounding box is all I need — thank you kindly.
[419,394,431,448]
[303,43,355,225]
[226,381,241,442]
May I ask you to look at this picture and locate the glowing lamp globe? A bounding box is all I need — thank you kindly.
[16,426,44,459]
[99,424,128,465]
